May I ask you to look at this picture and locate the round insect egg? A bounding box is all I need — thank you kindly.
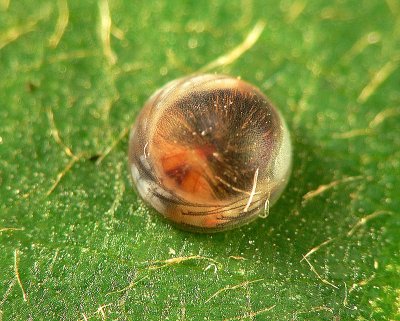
[128,74,292,232]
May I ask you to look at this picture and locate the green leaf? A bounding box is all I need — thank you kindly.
[1,0,399,320]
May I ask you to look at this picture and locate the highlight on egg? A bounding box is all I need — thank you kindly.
[128,74,292,232]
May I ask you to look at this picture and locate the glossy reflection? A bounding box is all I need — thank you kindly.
[129,74,292,232]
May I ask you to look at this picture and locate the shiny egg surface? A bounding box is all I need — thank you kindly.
[129,74,291,232]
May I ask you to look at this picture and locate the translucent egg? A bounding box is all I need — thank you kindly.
[128,74,292,232]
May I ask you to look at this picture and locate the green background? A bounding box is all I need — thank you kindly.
[1,0,399,320]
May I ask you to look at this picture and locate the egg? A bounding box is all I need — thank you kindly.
[128,74,292,232]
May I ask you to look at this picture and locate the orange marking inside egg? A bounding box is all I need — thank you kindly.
[201,215,221,228]
[157,144,216,201]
